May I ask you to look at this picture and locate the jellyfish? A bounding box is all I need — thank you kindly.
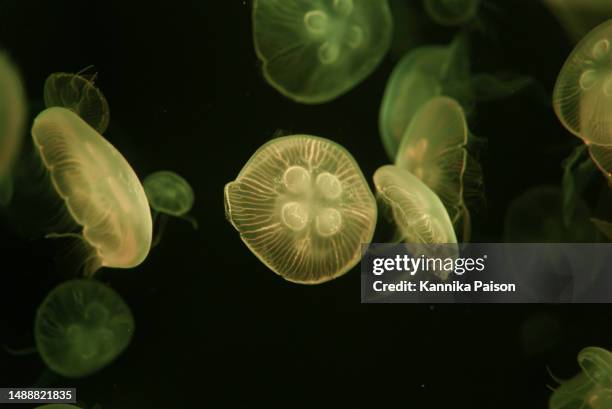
[143,170,197,245]
[561,145,598,227]
[0,51,27,205]
[252,0,393,104]
[549,347,612,409]
[35,279,134,378]
[544,0,612,44]
[423,0,480,26]
[44,68,110,134]
[395,96,482,240]
[591,217,612,240]
[553,19,612,146]
[373,165,458,280]
[224,135,377,284]
[504,185,599,243]
[31,107,152,275]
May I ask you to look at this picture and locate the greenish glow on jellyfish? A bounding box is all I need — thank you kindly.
[423,0,480,26]
[379,35,471,159]
[549,347,612,409]
[544,0,612,44]
[252,0,393,104]
[504,185,599,243]
[373,165,458,280]
[143,170,197,245]
[0,52,27,205]
[31,107,152,275]
[553,19,612,146]
[44,69,110,134]
[395,96,482,240]
[35,279,134,378]
[224,135,377,284]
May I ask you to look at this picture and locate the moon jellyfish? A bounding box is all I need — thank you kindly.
[553,19,612,146]
[252,0,393,104]
[504,185,599,242]
[35,279,134,378]
[424,0,480,26]
[224,135,377,284]
[395,96,482,240]
[380,34,532,159]
[44,69,110,134]
[373,165,458,280]
[549,347,612,409]
[31,107,152,274]
[143,170,197,245]
[0,52,27,205]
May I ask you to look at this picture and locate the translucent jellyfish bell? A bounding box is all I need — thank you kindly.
[35,279,134,378]
[31,107,152,274]
[225,135,377,284]
[143,170,198,245]
[395,96,481,235]
[549,347,612,409]
[373,165,458,280]
[423,0,480,26]
[0,52,27,204]
[553,19,612,145]
[252,0,393,104]
[44,69,110,134]
[379,35,471,159]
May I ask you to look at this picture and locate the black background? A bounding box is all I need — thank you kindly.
[1,0,612,407]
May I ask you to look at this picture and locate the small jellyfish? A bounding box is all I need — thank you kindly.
[550,347,612,409]
[373,165,458,280]
[143,170,197,245]
[35,279,134,378]
[224,135,377,284]
[423,0,480,26]
[44,68,110,134]
[553,19,612,146]
[31,107,152,275]
[252,0,393,103]
[395,96,482,239]
[0,51,27,205]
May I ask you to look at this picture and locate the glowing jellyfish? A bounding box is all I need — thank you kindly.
[395,96,482,238]
[44,69,110,134]
[424,0,480,26]
[544,0,612,44]
[0,52,27,205]
[549,347,612,409]
[252,0,393,104]
[143,170,197,245]
[380,34,533,159]
[31,107,152,274]
[553,19,612,146]
[35,279,134,378]
[224,135,377,284]
[373,165,458,280]
[504,185,599,242]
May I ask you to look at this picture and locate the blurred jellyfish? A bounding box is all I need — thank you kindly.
[44,68,110,134]
[143,170,197,245]
[379,34,530,159]
[561,145,598,226]
[35,279,134,378]
[395,96,482,240]
[504,185,599,243]
[373,165,458,280]
[252,0,393,104]
[423,0,480,26]
[225,135,377,284]
[0,52,27,205]
[31,107,152,275]
[591,218,612,240]
[544,0,612,44]
[553,19,612,146]
[549,347,612,409]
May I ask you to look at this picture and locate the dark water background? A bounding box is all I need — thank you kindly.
[1,0,611,407]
